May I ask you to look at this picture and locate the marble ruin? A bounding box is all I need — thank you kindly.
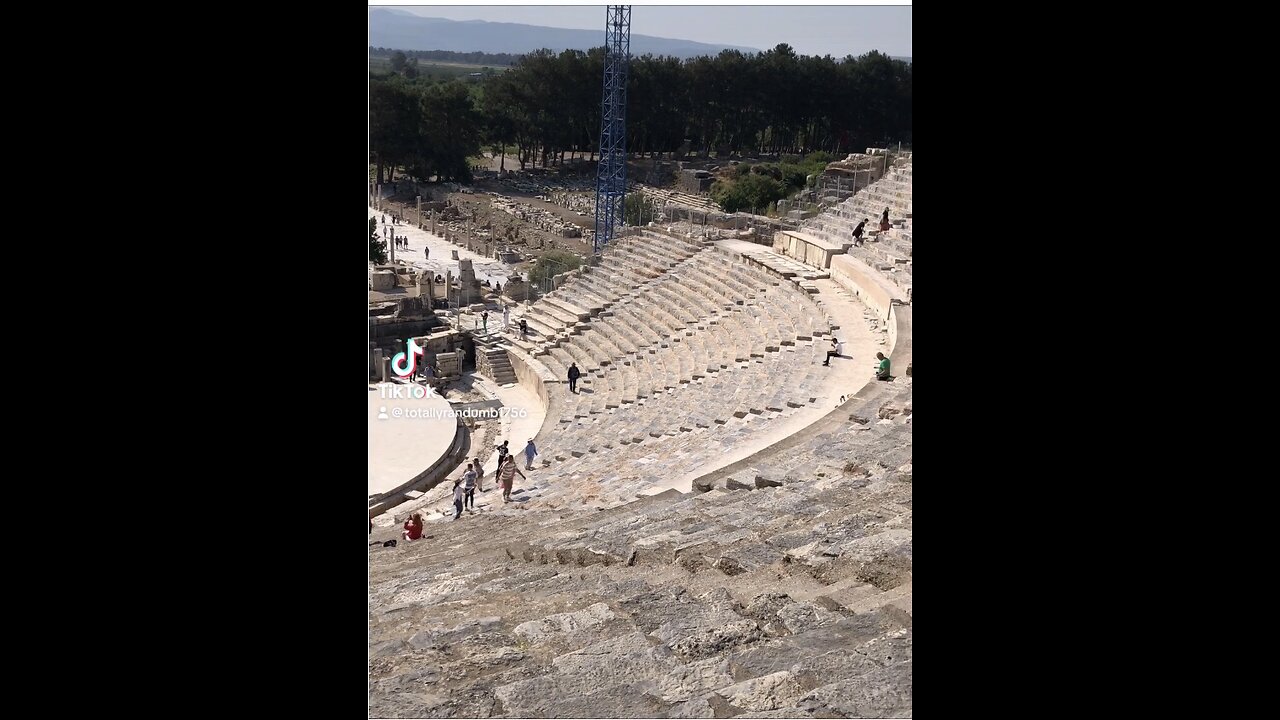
[369,152,914,719]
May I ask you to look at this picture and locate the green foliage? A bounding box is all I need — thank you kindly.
[370,47,521,67]
[370,217,387,265]
[370,76,483,184]
[711,172,787,214]
[371,45,910,187]
[624,194,657,225]
[529,250,584,286]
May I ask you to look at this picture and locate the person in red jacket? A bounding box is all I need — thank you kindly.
[402,512,424,541]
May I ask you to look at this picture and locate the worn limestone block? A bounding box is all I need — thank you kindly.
[712,671,806,712]
[514,602,616,645]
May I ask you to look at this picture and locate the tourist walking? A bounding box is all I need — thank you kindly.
[880,207,891,234]
[473,456,485,491]
[482,310,489,333]
[567,362,581,393]
[502,305,510,331]
[851,218,867,247]
[496,440,510,466]
[823,337,844,366]
[424,246,429,260]
[497,455,526,503]
[462,462,477,510]
[524,439,538,470]
[453,478,465,520]
[875,351,891,381]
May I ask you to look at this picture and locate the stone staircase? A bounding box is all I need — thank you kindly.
[801,158,913,293]
[475,336,517,386]
[369,379,913,718]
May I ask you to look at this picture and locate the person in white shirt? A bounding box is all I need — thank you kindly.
[823,337,844,366]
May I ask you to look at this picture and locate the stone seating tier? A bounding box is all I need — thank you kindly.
[369,382,912,718]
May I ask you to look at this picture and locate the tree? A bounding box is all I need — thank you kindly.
[370,77,420,185]
[529,250,583,287]
[390,51,408,73]
[417,81,483,182]
[711,172,786,214]
[370,217,387,264]
[624,193,656,225]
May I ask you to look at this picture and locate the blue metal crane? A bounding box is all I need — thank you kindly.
[592,5,631,254]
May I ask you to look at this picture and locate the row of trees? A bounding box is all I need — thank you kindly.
[370,47,521,67]
[370,75,482,185]
[370,44,911,187]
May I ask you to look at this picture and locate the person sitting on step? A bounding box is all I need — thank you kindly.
[823,337,844,366]
[402,512,424,541]
[875,351,892,381]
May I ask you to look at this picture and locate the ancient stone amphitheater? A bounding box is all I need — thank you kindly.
[369,157,913,718]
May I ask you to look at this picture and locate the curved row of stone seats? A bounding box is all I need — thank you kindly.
[800,162,913,292]
[370,257,911,719]
[681,270,747,309]
[513,240,842,486]
[544,348,788,440]
[806,162,912,239]
[526,378,912,567]
[539,355,823,480]
[506,233,707,354]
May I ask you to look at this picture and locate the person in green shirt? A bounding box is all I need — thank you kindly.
[875,352,891,381]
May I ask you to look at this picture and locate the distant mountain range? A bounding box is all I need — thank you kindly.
[369,9,761,59]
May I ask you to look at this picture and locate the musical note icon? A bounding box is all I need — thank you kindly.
[391,338,423,377]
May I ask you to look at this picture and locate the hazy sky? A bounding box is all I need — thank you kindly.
[380,5,912,58]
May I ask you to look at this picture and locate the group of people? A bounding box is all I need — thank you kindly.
[498,439,540,472]
[398,436,541,537]
[445,439,539,519]
[850,207,895,247]
[393,236,410,249]
[823,337,892,380]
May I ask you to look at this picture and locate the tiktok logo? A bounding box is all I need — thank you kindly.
[391,338,424,377]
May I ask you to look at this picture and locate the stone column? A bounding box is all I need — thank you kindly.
[417,196,422,228]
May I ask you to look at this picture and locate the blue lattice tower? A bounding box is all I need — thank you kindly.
[593,5,631,254]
